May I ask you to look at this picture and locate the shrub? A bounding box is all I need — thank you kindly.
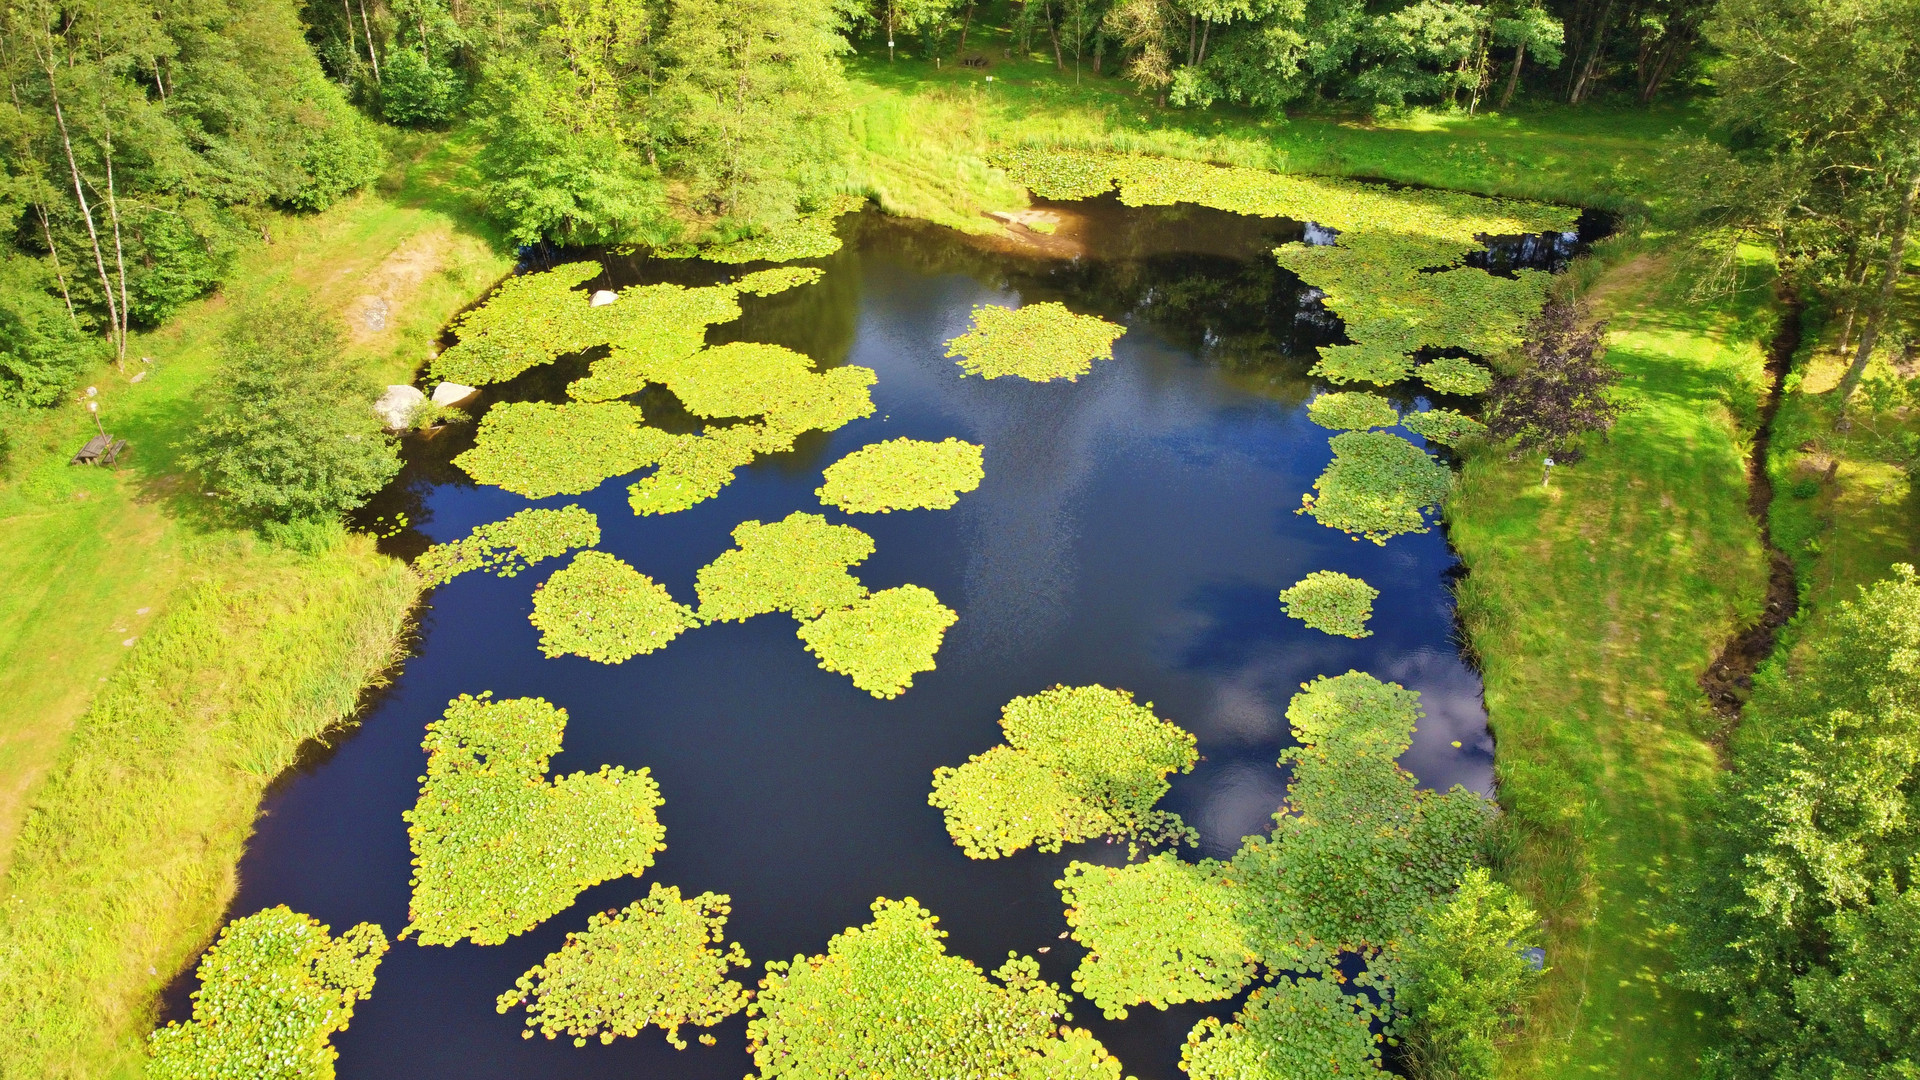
[1396,869,1544,1080]
[0,255,98,408]
[1484,296,1620,459]
[287,81,387,212]
[147,906,388,1080]
[1278,570,1379,638]
[181,302,400,523]
[379,49,463,126]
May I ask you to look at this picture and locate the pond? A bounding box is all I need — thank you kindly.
[217,196,1584,1079]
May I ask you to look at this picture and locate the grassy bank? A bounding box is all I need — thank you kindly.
[0,131,511,1077]
[1448,247,1777,1078]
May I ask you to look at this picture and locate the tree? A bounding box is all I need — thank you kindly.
[181,303,400,524]
[1484,295,1620,460]
[0,254,98,408]
[1396,869,1545,1080]
[1492,1,1563,109]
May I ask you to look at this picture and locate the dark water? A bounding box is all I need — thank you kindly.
[217,199,1545,1079]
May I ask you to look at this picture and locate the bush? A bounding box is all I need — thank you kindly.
[0,255,98,408]
[181,302,400,523]
[1485,296,1621,458]
[126,211,232,327]
[1396,868,1544,1080]
[286,82,387,212]
[380,49,463,126]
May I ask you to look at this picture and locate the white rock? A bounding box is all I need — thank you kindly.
[373,384,426,429]
[431,381,478,406]
[590,289,618,307]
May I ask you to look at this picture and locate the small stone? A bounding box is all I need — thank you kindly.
[589,289,618,307]
[136,607,149,614]
[122,637,136,647]
[373,385,426,429]
[129,371,147,383]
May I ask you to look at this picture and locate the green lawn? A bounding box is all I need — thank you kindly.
[1448,247,1777,1078]
[0,131,512,1078]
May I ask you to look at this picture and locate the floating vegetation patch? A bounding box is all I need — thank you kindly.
[663,342,821,419]
[660,195,865,265]
[1180,974,1385,1080]
[928,685,1197,858]
[403,693,666,946]
[817,437,985,513]
[1400,407,1488,447]
[530,551,700,663]
[695,512,874,623]
[430,262,607,386]
[497,883,749,1049]
[455,401,680,498]
[989,148,1574,383]
[1231,672,1491,951]
[735,265,825,296]
[946,302,1127,382]
[626,422,773,517]
[413,506,601,586]
[1417,356,1495,396]
[1058,854,1263,1019]
[1306,391,1398,432]
[1278,571,1379,638]
[147,907,388,1080]
[744,897,1125,1080]
[1300,431,1453,544]
[796,585,959,699]
[562,283,744,403]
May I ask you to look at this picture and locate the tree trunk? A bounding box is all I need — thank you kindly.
[100,126,131,365]
[956,3,974,58]
[1048,5,1063,71]
[1498,40,1525,109]
[48,84,123,359]
[1186,14,1197,67]
[358,0,381,82]
[37,205,78,325]
[1567,0,1614,103]
[1837,166,1920,408]
[887,2,895,61]
[1196,21,1211,66]
[1094,32,1103,75]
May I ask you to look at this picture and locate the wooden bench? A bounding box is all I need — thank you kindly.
[70,433,126,466]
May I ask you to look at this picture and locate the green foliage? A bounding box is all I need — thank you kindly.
[1679,565,1920,1079]
[147,906,388,1080]
[1058,854,1262,1019]
[380,48,463,127]
[1400,408,1488,447]
[1417,357,1495,397]
[0,255,98,408]
[431,262,611,387]
[695,512,874,623]
[1396,868,1544,1080]
[990,149,1571,385]
[181,302,399,523]
[1279,571,1380,638]
[530,551,701,663]
[664,342,828,418]
[454,401,681,498]
[413,506,600,586]
[1308,391,1400,431]
[402,693,667,946]
[497,883,749,1049]
[945,302,1127,382]
[795,584,958,699]
[744,897,1125,1080]
[1301,431,1453,544]
[816,437,985,513]
[928,684,1197,858]
[662,196,866,263]
[1233,673,1492,952]
[1180,975,1385,1080]
[625,422,779,516]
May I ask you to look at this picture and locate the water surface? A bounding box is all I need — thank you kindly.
[222,198,1555,1079]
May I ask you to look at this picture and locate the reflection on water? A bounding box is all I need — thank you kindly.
[238,198,1538,1080]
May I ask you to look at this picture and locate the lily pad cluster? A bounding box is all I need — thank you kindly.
[745,897,1125,1080]
[497,883,750,1049]
[695,512,957,697]
[435,261,872,514]
[1307,391,1399,432]
[1051,672,1491,1067]
[1278,571,1380,638]
[1400,407,1489,447]
[945,301,1127,382]
[928,685,1198,859]
[990,147,1574,387]
[402,693,667,946]
[816,437,985,513]
[1417,355,1496,396]
[530,551,701,663]
[657,195,865,264]
[1300,431,1454,544]
[413,506,601,586]
[147,906,388,1080]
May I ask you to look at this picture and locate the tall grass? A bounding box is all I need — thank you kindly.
[0,530,417,1077]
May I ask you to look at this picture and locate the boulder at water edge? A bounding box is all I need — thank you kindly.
[374,384,426,429]
[432,381,478,407]
[590,289,618,307]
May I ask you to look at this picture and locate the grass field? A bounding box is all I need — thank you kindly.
[1448,246,1778,1078]
[0,131,512,1077]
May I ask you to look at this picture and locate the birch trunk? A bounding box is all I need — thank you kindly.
[1837,166,1920,408]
